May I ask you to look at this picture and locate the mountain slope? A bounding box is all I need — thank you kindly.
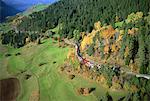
[1,0,150,48]
[0,1,21,22]
[16,0,150,33]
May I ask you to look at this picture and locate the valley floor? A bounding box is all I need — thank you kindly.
[0,38,128,101]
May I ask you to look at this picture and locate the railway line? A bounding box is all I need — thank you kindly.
[64,39,150,80]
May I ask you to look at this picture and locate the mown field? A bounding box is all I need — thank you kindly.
[0,38,128,101]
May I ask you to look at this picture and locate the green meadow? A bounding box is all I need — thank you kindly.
[0,38,127,101]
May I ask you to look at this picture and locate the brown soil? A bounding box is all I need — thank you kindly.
[0,78,20,101]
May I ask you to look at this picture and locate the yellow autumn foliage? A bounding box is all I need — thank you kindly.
[128,28,138,35]
[81,30,97,50]
[126,12,143,23]
[120,30,125,35]
[115,28,119,32]
[136,12,143,19]
[94,39,100,49]
[129,63,139,73]
[104,44,110,54]
[115,16,120,22]
[67,48,75,61]
[94,21,102,30]
[111,44,119,53]
[116,30,124,42]
[117,35,123,42]
[111,44,116,52]
[80,21,126,57]
[124,46,129,58]
[80,32,86,38]
[101,25,116,39]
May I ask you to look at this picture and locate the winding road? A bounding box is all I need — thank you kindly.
[64,39,150,80]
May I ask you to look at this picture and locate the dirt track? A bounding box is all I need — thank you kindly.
[0,78,20,101]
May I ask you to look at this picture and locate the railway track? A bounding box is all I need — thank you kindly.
[64,39,150,80]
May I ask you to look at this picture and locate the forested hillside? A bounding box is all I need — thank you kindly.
[1,0,150,100]
[17,0,150,36]
[65,12,150,100]
[1,0,150,47]
[79,12,150,74]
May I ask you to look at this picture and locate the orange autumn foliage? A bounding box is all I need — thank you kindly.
[128,28,138,36]
[104,44,110,54]
[101,25,116,39]
[111,44,119,53]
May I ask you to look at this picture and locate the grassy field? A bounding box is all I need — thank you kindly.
[21,4,49,16]
[0,38,128,101]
